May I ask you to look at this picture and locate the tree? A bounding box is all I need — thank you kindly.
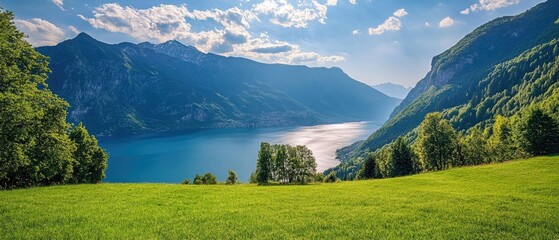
[256,142,273,184]
[391,137,414,176]
[357,154,376,180]
[461,126,489,165]
[193,174,203,184]
[249,172,257,184]
[0,9,74,189]
[517,107,559,155]
[225,170,238,184]
[181,179,190,184]
[324,171,339,183]
[202,173,217,184]
[415,112,457,171]
[488,115,515,162]
[68,123,108,183]
[274,145,288,183]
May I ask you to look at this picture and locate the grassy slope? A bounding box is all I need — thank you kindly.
[1,156,558,239]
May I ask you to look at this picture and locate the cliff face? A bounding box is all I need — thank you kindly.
[38,33,400,136]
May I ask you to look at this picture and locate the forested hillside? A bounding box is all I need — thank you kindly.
[37,34,399,136]
[327,0,559,178]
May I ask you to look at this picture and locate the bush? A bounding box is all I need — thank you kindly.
[181,178,190,185]
[324,171,339,183]
[226,170,238,184]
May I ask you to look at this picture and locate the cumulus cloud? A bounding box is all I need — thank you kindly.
[393,8,408,18]
[252,0,328,28]
[68,26,80,35]
[15,18,67,46]
[425,22,431,27]
[368,16,401,35]
[460,8,470,15]
[51,0,65,11]
[349,0,357,5]
[79,3,344,65]
[352,29,360,35]
[469,0,520,12]
[438,17,455,28]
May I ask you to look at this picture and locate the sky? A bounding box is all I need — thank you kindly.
[2,0,546,87]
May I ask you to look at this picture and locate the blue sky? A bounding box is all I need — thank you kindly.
[3,0,545,87]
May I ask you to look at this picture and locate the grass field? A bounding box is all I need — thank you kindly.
[1,156,558,239]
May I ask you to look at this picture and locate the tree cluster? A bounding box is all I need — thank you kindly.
[0,10,108,189]
[357,105,559,180]
[255,142,318,184]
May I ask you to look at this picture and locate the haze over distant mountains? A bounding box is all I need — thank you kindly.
[37,34,399,136]
[371,83,412,99]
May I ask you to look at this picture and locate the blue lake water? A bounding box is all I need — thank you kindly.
[100,121,379,183]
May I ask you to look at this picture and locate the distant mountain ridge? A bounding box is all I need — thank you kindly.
[37,34,399,136]
[327,0,559,177]
[371,83,411,99]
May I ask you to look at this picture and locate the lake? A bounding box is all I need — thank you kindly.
[100,121,378,183]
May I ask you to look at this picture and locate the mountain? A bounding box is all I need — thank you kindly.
[37,33,400,136]
[327,0,559,177]
[371,83,412,99]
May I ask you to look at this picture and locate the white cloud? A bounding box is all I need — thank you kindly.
[438,17,455,28]
[251,0,328,28]
[51,0,65,11]
[393,8,408,18]
[326,0,338,6]
[469,0,520,12]
[349,0,357,5]
[368,16,401,35]
[79,3,343,65]
[352,29,360,35]
[425,22,430,27]
[14,18,66,46]
[68,26,80,35]
[460,8,470,15]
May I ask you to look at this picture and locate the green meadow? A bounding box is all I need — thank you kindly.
[1,156,558,239]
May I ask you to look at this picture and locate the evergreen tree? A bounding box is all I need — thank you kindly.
[323,171,339,183]
[391,137,414,176]
[225,170,238,184]
[415,112,457,171]
[256,142,272,184]
[357,154,376,179]
[68,123,108,183]
[517,107,559,155]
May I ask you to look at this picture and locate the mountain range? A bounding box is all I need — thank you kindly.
[371,83,412,99]
[37,34,399,136]
[327,0,559,177]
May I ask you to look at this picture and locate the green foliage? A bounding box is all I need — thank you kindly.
[487,116,517,162]
[249,172,257,184]
[68,123,108,184]
[181,179,190,185]
[255,142,318,184]
[192,173,218,185]
[328,1,559,178]
[1,157,558,239]
[415,112,458,171]
[256,142,273,184]
[516,107,559,155]
[225,170,238,185]
[460,126,490,165]
[356,154,376,180]
[391,137,414,176]
[0,9,106,189]
[323,171,339,183]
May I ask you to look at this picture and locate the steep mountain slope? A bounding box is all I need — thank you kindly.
[327,0,559,177]
[38,34,399,136]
